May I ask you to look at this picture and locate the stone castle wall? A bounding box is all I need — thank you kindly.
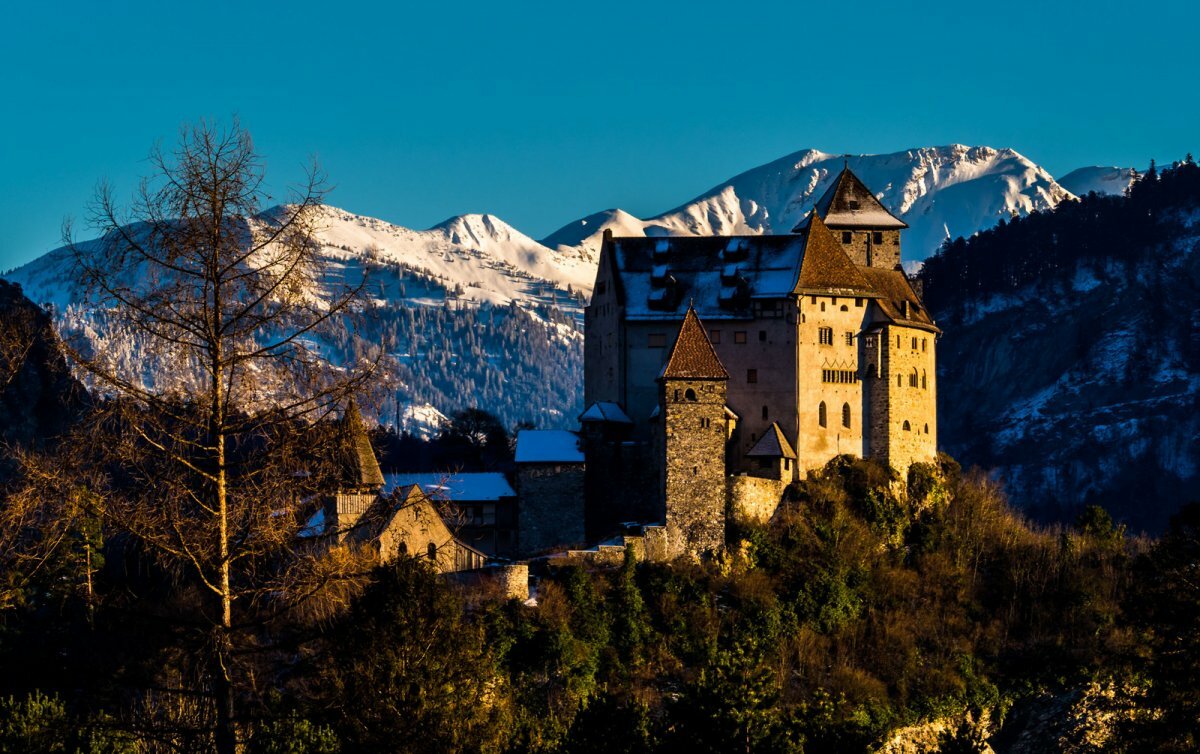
[867,325,937,474]
[728,475,787,524]
[517,464,586,557]
[835,229,902,269]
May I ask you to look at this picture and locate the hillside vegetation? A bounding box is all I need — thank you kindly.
[920,159,1200,531]
[3,452,1196,753]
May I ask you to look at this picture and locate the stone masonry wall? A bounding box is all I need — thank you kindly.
[728,475,786,524]
[835,229,902,269]
[662,378,728,557]
[868,325,937,474]
[517,464,586,557]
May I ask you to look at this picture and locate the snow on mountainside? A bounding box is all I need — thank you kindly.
[543,145,1075,265]
[1057,166,1137,198]
[0,144,1109,434]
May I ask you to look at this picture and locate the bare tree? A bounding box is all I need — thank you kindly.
[46,120,379,752]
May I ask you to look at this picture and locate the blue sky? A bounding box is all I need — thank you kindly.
[2,0,1196,270]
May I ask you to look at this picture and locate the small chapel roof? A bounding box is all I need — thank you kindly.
[795,167,908,231]
[384,472,516,503]
[578,401,633,424]
[336,400,386,491]
[515,429,586,464]
[746,422,797,459]
[660,305,728,380]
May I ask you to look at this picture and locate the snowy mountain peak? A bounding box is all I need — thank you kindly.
[1057,166,1137,198]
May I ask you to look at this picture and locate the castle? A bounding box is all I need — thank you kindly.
[579,167,941,557]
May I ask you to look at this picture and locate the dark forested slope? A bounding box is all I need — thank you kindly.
[920,160,1200,531]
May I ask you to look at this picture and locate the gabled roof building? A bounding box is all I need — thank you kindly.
[583,168,940,548]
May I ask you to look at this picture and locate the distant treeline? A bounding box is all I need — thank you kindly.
[919,156,1200,317]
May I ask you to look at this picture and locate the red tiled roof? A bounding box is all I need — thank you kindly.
[661,305,728,380]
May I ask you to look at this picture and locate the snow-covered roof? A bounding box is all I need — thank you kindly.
[514,429,585,464]
[802,167,908,230]
[384,472,516,502]
[578,401,632,424]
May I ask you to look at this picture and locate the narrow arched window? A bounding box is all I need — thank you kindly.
[842,403,851,428]
[924,423,930,434]
[761,405,768,420]
[902,420,911,431]
[673,389,680,402]
[685,388,697,401]
[921,370,927,390]
[427,542,437,561]
[897,375,902,387]
[818,402,827,428]
[909,367,919,387]
[867,363,877,379]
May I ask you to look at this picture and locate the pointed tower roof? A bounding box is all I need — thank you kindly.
[660,305,728,380]
[336,400,386,490]
[746,422,797,459]
[794,212,875,295]
[793,167,907,231]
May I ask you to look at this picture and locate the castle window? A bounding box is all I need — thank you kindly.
[842,231,852,243]
[911,337,918,350]
[873,231,884,244]
[842,403,851,428]
[922,370,927,390]
[710,330,721,344]
[867,363,877,379]
[909,368,919,387]
[924,423,930,434]
[699,417,710,428]
[856,297,864,307]
[746,369,758,384]
[845,331,854,346]
[902,420,911,431]
[897,375,902,387]
[761,405,768,420]
[674,389,681,402]
[922,338,927,352]
[759,330,767,342]
[821,302,826,311]
[818,402,827,427]
[685,388,698,401]
[784,459,791,471]
[693,466,699,476]
[647,333,666,348]
[427,542,437,561]
[734,331,747,344]
[810,295,817,304]
[818,327,833,345]
[896,335,901,348]
[398,541,408,557]
[840,305,848,311]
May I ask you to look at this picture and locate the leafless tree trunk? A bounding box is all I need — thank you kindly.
[46,119,380,753]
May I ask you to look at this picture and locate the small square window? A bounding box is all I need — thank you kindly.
[734,331,747,344]
[848,199,860,210]
[873,231,883,244]
[747,369,758,383]
[855,297,863,307]
[845,332,854,346]
[710,330,721,344]
[647,333,666,348]
[842,231,852,243]
[758,330,766,342]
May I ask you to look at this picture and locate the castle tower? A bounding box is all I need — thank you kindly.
[793,166,908,269]
[657,305,729,558]
[326,399,386,540]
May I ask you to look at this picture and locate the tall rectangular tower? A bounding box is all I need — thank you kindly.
[658,306,729,558]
